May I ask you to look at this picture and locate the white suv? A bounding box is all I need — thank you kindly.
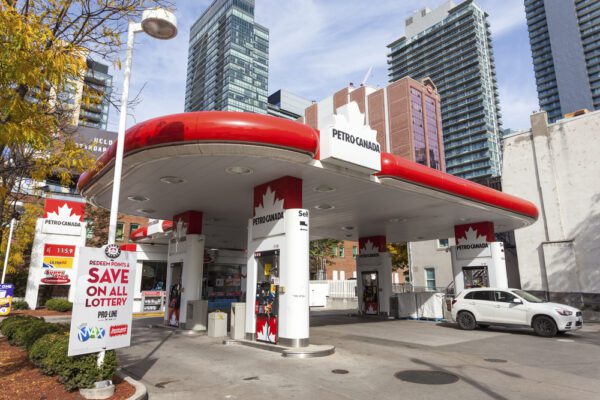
[451,288,583,337]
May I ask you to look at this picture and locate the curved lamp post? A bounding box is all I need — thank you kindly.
[107,8,177,244]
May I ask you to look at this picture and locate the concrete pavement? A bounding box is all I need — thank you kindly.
[117,313,600,399]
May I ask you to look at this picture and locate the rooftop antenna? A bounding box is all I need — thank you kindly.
[361,66,373,86]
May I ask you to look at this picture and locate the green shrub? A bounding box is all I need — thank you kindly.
[45,298,72,312]
[12,319,61,349]
[0,315,41,340]
[29,332,66,369]
[11,299,30,310]
[41,334,71,376]
[58,351,117,391]
[33,334,118,390]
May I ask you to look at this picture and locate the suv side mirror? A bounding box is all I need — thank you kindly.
[512,298,523,304]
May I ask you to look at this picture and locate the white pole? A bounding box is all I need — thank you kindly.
[1,218,15,284]
[101,21,141,368]
[107,21,142,245]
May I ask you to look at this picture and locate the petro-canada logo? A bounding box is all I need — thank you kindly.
[456,226,489,251]
[253,186,284,225]
[104,244,121,259]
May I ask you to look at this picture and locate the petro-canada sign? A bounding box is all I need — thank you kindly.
[42,199,85,236]
[320,102,381,174]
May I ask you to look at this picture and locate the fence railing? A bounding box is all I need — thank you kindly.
[311,280,357,298]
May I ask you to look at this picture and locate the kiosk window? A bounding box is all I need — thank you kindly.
[472,291,494,301]
[141,261,167,291]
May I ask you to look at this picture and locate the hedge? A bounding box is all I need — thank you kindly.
[11,300,30,310]
[45,298,73,312]
[0,315,117,391]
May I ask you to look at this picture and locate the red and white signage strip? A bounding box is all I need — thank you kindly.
[68,245,136,356]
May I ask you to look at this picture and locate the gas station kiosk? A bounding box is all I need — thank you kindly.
[78,106,538,348]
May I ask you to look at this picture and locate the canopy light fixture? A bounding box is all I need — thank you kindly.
[314,185,336,193]
[341,226,354,231]
[127,195,149,202]
[137,209,156,215]
[314,204,334,210]
[226,166,253,175]
[160,176,186,184]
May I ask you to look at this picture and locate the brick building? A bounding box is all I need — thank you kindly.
[300,77,445,280]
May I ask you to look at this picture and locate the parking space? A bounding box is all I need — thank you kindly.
[116,314,600,399]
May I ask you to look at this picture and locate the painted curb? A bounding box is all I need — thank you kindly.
[117,370,147,400]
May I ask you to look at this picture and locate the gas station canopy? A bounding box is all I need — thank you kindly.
[78,112,538,249]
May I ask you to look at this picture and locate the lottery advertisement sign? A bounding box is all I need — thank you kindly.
[68,245,137,356]
[0,283,15,316]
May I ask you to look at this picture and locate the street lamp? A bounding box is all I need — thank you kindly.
[107,8,177,244]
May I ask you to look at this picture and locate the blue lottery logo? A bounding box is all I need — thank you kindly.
[77,325,105,342]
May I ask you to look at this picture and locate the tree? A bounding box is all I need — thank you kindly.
[0,202,43,294]
[0,0,172,250]
[387,242,409,273]
[309,239,342,279]
[85,205,110,247]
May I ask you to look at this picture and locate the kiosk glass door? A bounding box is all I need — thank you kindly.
[361,271,379,315]
[463,266,489,289]
[167,263,182,327]
[254,250,279,344]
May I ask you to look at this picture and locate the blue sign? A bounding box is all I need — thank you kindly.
[0,283,15,316]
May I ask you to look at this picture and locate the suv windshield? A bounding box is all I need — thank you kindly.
[512,290,545,303]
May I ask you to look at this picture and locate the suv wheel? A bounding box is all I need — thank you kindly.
[533,316,558,337]
[457,311,477,330]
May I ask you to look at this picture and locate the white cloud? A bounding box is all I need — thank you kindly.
[105,0,535,134]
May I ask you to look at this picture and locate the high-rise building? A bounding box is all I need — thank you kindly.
[301,79,445,171]
[185,0,269,114]
[267,90,312,120]
[77,59,112,130]
[387,0,502,180]
[525,0,600,123]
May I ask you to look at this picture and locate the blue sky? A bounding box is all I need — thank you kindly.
[106,0,539,132]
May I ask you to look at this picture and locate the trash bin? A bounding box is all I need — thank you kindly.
[230,303,246,340]
[208,311,228,337]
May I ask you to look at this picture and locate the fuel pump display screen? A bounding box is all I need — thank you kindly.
[255,250,279,344]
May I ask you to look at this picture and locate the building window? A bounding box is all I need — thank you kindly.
[338,245,345,258]
[352,246,358,259]
[425,268,436,291]
[130,223,140,235]
[85,219,94,239]
[437,239,449,249]
[332,270,339,281]
[116,222,124,242]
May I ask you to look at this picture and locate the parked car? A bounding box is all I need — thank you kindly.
[451,288,582,337]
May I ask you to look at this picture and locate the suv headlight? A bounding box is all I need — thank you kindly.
[556,308,573,316]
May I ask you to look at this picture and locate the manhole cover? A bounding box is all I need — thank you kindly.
[484,358,507,363]
[243,376,259,381]
[394,370,459,385]
[331,369,349,374]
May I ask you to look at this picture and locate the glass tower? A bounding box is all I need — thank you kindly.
[525,0,599,123]
[387,0,502,181]
[185,0,269,114]
[78,59,112,130]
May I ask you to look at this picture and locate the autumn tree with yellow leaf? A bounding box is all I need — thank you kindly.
[0,0,171,271]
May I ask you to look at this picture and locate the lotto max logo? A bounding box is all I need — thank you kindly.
[77,324,106,342]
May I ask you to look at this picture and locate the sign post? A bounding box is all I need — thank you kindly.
[68,245,136,357]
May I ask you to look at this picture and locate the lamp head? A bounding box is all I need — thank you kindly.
[141,8,177,40]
